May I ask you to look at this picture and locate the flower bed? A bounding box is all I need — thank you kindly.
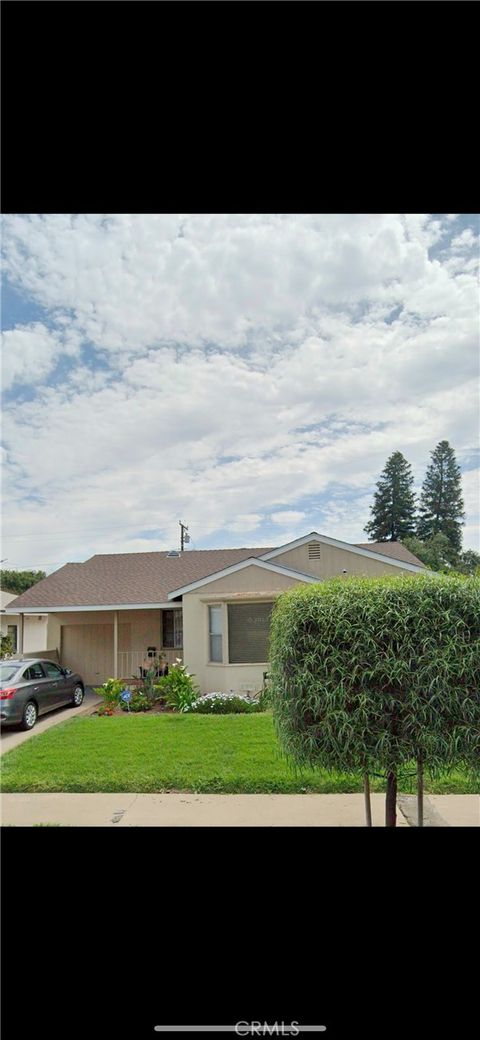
[186,692,263,714]
[93,674,265,717]
[93,661,199,716]
[94,677,168,716]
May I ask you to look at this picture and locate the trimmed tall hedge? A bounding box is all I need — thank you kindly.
[269,574,480,825]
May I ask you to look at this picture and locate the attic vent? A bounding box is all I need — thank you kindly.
[308,542,321,559]
[166,550,180,558]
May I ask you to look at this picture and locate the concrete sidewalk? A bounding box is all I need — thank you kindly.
[1,792,478,827]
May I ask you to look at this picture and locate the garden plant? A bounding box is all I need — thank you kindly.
[93,678,126,715]
[0,635,14,659]
[186,692,263,714]
[269,574,480,826]
[119,691,150,713]
[154,660,199,712]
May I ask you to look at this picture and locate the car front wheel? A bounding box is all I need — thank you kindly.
[71,685,84,708]
[20,701,38,731]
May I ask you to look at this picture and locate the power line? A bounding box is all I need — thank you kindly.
[0,562,71,569]
[1,516,289,541]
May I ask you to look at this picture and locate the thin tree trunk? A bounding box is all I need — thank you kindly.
[385,770,397,827]
[363,773,372,827]
[417,756,424,828]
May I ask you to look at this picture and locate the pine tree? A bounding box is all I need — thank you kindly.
[364,452,417,542]
[417,440,465,553]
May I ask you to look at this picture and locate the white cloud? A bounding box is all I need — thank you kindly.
[270,511,306,526]
[228,514,264,534]
[1,322,65,390]
[2,213,472,354]
[1,213,478,567]
[451,228,477,251]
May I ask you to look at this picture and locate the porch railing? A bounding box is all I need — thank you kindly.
[117,648,183,680]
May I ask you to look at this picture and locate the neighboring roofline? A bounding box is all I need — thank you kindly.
[4,602,181,614]
[260,531,426,573]
[167,557,320,599]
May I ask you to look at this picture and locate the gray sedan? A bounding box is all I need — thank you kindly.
[0,658,85,730]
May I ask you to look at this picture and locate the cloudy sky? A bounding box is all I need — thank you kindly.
[1,213,478,573]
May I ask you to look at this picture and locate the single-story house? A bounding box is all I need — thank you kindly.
[1,589,49,655]
[5,532,426,693]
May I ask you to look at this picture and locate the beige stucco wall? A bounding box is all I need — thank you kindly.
[182,553,423,695]
[182,564,302,695]
[277,542,419,579]
[47,614,62,654]
[4,616,50,653]
[183,588,280,697]
[198,565,302,594]
[1,593,49,654]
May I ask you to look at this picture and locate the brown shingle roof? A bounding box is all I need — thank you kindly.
[7,538,425,610]
[355,541,426,567]
[8,548,274,609]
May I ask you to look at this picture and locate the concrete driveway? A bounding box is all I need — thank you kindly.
[0,687,101,756]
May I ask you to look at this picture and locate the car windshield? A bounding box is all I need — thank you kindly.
[0,663,20,684]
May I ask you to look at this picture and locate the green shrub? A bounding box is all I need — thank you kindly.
[155,662,199,712]
[142,665,167,704]
[0,635,14,659]
[93,678,125,710]
[120,692,150,713]
[269,574,480,825]
[187,692,263,714]
[256,681,272,712]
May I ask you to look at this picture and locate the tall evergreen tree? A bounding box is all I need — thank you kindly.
[417,440,465,553]
[364,451,416,542]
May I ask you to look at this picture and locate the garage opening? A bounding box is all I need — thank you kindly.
[61,623,131,685]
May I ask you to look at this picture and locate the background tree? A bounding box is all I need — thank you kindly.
[364,451,416,542]
[0,570,46,595]
[403,536,480,576]
[452,549,480,577]
[417,440,465,553]
[403,534,458,572]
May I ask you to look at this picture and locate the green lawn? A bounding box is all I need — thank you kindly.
[1,713,477,794]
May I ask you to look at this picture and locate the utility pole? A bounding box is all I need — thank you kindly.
[179,522,190,552]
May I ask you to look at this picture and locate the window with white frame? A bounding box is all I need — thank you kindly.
[227,602,274,664]
[208,605,223,662]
